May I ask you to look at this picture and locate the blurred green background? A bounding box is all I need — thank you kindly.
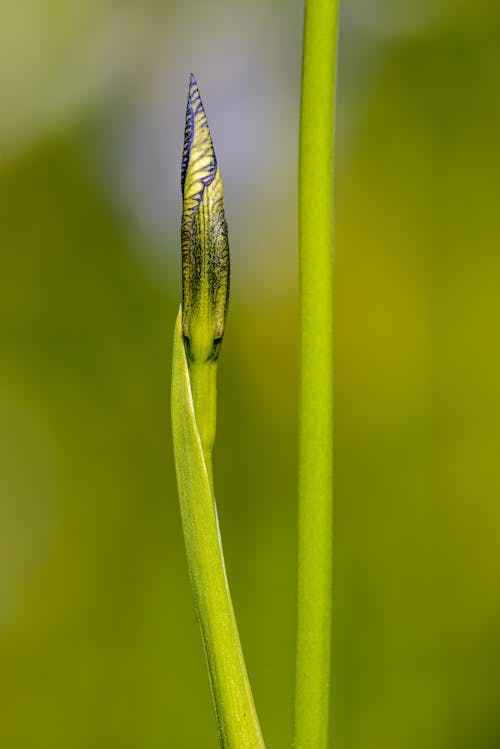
[1,1,499,747]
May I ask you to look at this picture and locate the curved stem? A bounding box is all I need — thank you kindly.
[172,312,265,749]
[295,1,340,748]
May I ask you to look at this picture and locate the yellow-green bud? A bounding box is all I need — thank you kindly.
[181,74,230,364]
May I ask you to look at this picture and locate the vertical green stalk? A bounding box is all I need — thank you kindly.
[172,75,265,749]
[295,2,339,749]
[172,313,265,749]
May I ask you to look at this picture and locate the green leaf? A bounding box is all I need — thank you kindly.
[171,308,265,749]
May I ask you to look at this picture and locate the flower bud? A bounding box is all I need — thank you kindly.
[181,74,230,363]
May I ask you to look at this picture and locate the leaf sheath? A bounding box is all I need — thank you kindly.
[171,310,265,749]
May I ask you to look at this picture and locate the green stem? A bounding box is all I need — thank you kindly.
[295,1,339,748]
[172,312,265,749]
[189,357,217,490]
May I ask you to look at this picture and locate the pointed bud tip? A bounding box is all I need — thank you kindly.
[180,74,229,359]
[187,73,203,114]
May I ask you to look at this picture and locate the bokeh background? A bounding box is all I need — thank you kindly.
[1,0,499,747]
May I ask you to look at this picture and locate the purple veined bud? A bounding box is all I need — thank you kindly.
[181,74,230,364]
